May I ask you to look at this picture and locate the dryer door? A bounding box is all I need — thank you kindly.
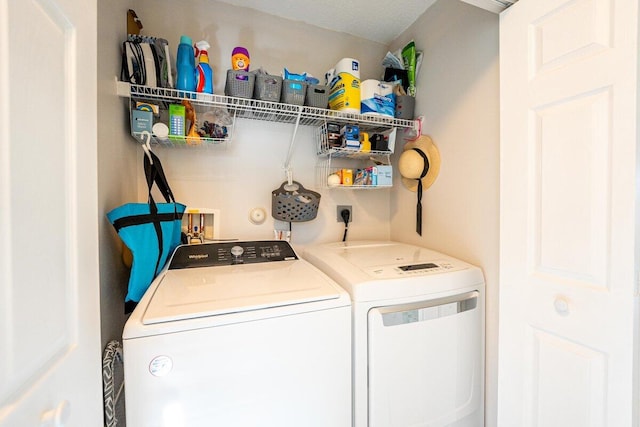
[367,291,483,427]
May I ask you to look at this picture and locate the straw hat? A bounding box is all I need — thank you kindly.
[398,135,441,192]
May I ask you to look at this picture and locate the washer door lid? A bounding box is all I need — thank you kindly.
[142,260,342,324]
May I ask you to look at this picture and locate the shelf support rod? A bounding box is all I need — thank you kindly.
[283,106,303,183]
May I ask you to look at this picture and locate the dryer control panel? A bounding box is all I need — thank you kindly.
[363,259,462,279]
[169,241,298,269]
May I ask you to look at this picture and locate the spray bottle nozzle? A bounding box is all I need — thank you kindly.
[194,40,211,59]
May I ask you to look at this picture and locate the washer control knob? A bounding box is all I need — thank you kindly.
[230,245,244,258]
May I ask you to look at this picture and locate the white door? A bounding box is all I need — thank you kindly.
[0,0,101,426]
[498,0,639,425]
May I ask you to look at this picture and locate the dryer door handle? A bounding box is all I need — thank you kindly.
[375,291,479,327]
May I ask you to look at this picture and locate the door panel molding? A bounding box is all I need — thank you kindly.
[529,87,612,289]
[531,0,612,76]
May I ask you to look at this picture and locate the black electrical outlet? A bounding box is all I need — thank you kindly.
[337,205,352,223]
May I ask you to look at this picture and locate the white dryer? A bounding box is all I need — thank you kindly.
[303,240,485,427]
[123,241,352,427]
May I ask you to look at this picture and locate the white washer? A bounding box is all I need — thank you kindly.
[123,241,352,427]
[303,240,485,427]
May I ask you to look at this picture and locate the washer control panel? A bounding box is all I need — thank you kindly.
[169,241,298,269]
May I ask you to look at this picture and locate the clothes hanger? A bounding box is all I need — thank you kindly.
[140,130,153,164]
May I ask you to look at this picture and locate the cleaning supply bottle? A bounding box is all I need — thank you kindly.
[360,132,371,153]
[176,35,196,92]
[231,46,250,72]
[194,40,213,94]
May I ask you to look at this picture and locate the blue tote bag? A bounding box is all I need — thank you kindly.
[107,150,185,311]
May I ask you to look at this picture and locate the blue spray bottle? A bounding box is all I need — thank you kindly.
[176,35,196,92]
[194,40,213,94]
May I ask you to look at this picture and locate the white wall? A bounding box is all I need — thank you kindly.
[98,1,140,347]
[131,0,395,246]
[388,2,500,426]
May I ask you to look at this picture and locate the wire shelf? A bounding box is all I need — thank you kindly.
[122,82,409,187]
[327,184,393,190]
[127,84,415,130]
[320,147,393,159]
[316,156,393,190]
[314,122,395,189]
[131,132,230,148]
[315,123,397,157]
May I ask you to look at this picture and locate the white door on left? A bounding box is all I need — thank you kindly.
[0,0,101,425]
